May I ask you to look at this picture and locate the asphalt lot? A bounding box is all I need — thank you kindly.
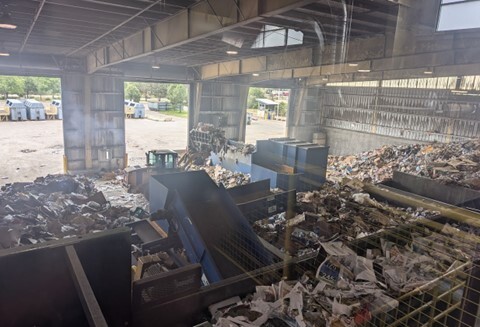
[0,109,286,184]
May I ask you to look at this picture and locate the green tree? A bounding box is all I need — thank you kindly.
[125,83,141,102]
[0,77,7,99]
[44,78,60,98]
[248,87,266,109]
[167,84,188,111]
[36,77,60,99]
[135,82,150,101]
[278,101,288,117]
[24,77,38,98]
[150,83,168,99]
[0,76,23,99]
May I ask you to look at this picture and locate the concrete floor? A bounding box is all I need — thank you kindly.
[0,120,64,184]
[245,118,287,144]
[0,109,286,184]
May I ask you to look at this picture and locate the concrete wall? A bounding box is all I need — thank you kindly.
[287,86,323,141]
[62,73,125,172]
[62,73,86,171]
[324,127,423,155]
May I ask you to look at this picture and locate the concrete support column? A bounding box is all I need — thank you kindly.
[287,86,322,142]
[391,0,440,57]
[188,80,249,141]
[189,82,203,133]
[62,73,125,172]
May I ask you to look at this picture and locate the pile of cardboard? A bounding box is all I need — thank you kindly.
[328,139,480,189]
[186,164,251,188]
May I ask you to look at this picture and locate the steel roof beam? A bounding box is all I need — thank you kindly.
[19,0,46,53]
[29,0,185,19]
[9,6,158,30]
[68,0,166,56]
[79,0,191,11]
[86,0,320,73]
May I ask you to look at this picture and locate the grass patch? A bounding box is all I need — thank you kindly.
[158,110,188,118]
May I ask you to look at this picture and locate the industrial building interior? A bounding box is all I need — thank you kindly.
[0,0,480,326]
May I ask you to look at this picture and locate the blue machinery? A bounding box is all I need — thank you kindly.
[210,137,330,191]
[148,170,275,284]
[251,138,329,191]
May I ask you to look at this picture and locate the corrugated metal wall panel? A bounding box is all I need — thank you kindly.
[321,86,480,142]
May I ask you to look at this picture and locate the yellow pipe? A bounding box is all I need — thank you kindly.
[363,183,480,229]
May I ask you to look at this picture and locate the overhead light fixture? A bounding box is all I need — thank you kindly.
[0,7,17,30]
[358,69,371,73]
[0,43,10,56]
[252,73,259,77]
[451,90,468,94]
[348,63,359,67]
[322,76,328,81]
[151,54,160,69]
[226,50,238,55]
[424,69,433,75]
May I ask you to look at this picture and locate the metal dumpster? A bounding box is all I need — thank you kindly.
[6,99,27,121]
[24,99,46,120]
[134,103,146,118]
[125,101,145,118]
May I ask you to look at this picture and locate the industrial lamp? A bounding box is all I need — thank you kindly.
[0,43,10,56]
[0,7,17,30]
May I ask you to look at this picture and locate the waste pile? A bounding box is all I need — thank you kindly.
[0,174,143,249]
[328,139,480,190]
[189,123,228,155]
[96,178,149,210]
[184,123,256,168]
[221,141,256,156]
[185,164,251,188]
[254,181,439,255]
[213,227,477,327]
